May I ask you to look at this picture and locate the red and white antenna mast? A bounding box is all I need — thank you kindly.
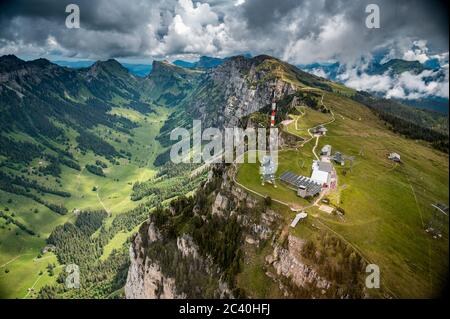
[270,91,276,127]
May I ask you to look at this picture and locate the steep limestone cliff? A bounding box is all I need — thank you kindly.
[125,222,183,299]
[185,55,299,128]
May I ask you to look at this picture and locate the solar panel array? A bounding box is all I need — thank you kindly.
[279,171,322,195]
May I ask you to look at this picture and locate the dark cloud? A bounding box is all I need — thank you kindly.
[240,0,448,53]
[0,0,160,33]
[240,0,301,31]
[0,0,447,62]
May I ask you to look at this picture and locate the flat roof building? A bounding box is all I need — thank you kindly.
[280,171,322,198]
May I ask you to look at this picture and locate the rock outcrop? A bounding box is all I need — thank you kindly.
[125,222,184,299]
[125,217,233,299]
[186,55,298,128]
[268,235,331,291]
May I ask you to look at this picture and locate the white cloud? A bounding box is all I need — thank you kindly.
[176,0,219,27]
[282,14,358,64]
[309,68,328,78]
[340,71,392,93]
[314,40,450,100]
[402,40,430,63]
[150,0,242,57]
[340,67,449,100]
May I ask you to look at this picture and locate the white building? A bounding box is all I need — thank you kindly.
[311,160,332,187]
[388,152,401,162]
[321,145,332,157]
[313,126,327,135]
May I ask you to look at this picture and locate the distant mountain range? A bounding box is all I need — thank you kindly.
[52,55,228,77]
[52,54,249,77]
[368,59,427,75]
[299,58,432,78]
[53,60,153,77]
[53,54,448,114]
[172,55,225,69]
[3,53,447,180]
[53,55,443,80]
[4,53,446,168]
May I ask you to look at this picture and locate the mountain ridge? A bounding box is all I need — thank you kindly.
[2,53,445,154]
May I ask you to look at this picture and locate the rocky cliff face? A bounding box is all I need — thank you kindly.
[125,219,233,299]
[124,165,276,298]
[184,55,299,128]
[124,159,369,299]
[268,236,331,294]
[125,223,184,299]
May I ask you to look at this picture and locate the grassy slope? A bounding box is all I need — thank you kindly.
[0,105,170,298]
[236,90,449,298]
[285,106,333,139]
[99,224,141,261]
[319,92,448,298]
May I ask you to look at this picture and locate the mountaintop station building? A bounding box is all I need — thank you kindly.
[311,160,332,187]
[279,159,335,198]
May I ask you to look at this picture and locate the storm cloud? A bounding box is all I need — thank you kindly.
[0,0,447,64]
